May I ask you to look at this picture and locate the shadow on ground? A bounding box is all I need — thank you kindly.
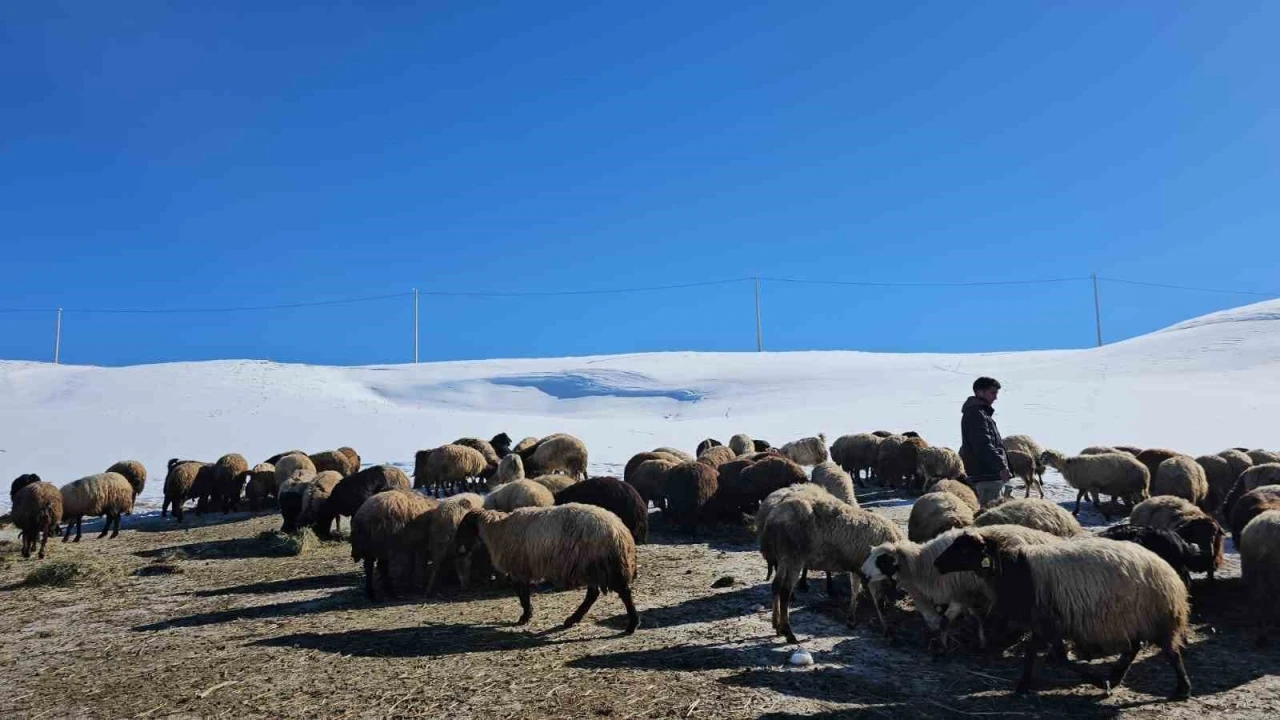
[252,622,596,658]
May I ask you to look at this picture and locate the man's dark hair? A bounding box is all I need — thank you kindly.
[973,377,1002,393]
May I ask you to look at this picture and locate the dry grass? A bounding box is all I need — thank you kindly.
[22,558,104,587]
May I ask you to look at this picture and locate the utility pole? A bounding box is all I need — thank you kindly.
[412,289,419,364]
[754,276,763,352]
[53,308,62,364]
[1092,273,1102,347]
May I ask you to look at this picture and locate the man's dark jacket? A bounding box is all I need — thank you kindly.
[959,396,1007,481]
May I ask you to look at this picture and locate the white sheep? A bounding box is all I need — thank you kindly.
[908,491,975,542]
[60,472,135,542]
[809,462,857,506]
[780,434,829,466]
[1039,449,1149,518]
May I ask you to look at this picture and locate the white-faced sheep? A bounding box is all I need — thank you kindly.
[780,434,829,466]
[60,472,135,542]
[244,463,277,511]
[418,444,488,495]
[729,433,754,456]
[1228,485,1280,548]
[662,461,719,533]
[554,476,649,543]
[1128,496,1225,580]
[351,489,438,600]
[310,465,411,538]
[1196,454,1236,511]
[1240,510,1280,644]
[908,492,974,543]
[422,492,485,594]
[485,479,555,512]
[105,460,147,500]
[935,533,1191,699]
[831,433,883,484]
[490,453,525,489]
[927,479,980,515]
[1006,450,1044,498]
[524,434,589,480]
[12,481,63,559]
[915,446,965,488]
[274,453,317,491]
[696,444,737,469]
[454,503,640,634]
[810,462,857,506]
[762,493,903,642]
[1039,450,1149,518]
[530,474,577,495]
[310,449,359,478]
[974,498,1084,538]
[1152,456,1209,506]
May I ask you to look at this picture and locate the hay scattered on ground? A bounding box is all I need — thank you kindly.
[23,559,103,587]
[258,528,319,556]
[134,563,183,576]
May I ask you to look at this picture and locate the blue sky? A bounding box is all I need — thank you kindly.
[3,2,1277,366]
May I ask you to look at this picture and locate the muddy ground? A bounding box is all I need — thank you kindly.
[1,484,1277,720]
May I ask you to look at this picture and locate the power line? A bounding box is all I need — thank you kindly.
[415,277,754,297]
[60,292,411,315]
[1097,276,1279,298]
[759,275,1090,288]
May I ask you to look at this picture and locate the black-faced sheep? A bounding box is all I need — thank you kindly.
[244,463,277,511]
[830,433,882,483]
[1136,448,1182,484]
[490,433,514,458]
[311,449,359,478]
[1195,454,1236,512]
[1128,496,1225,580]
[1228,485,1280,548]
[1240,510,1280,644]
[422,492,485,594]
[310,465,411,538]
[162,459,207,522]
[1039,450,1149,518]
[1153,456,1209,506]
[554,476,649,544]
[662,461,718,533]
[810,462,857,506]
[696,444,737,469]
[934,533,1191,699]
[974,498,1083,538]
[418,445,488,495]
[351,489,438,600]
[105,460,147,500]
[524,434,588,480]
[695,438,722,456]
[908,492,975,542]
[1098,524,1203,586]
[780,434,829,466]
[60,472,135,542]
[485,479,554,512]
[454,504,640,634]
[729,433,754,456]
[12,481,63,559]
[530,474,577,495]
[927,479,980,515]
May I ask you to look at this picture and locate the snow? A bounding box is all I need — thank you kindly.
[2,298,1279,513]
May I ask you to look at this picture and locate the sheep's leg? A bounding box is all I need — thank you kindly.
[797,568,809,594]
[776,581,798,644]
[1162,641,1192,700]
[161,498,169,517]
[1015,632,1045,695]
[825,572,836,597]
[971,608,987,650]
[1104,642,1142,695]
[618,585,639,635]
[563,586,600,629]
[39,529,51,559]
[111,513,123,538]
[363,558,376,600]
[424,561,440,597]
[515,583,534,626]
[74,517,83,542]
[97,514,111,539]
[62,519,73,543]
[21,532,32,558]
[1073,490,1084,516]
[378,558,396,599]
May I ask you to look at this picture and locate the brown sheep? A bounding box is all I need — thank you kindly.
[524,434,589,480]
[60,472,135,542]
[421,492,486,594]
[1196,455,1236,512]
[105,460,147,500]
[627,458,677,510]
[418,445,488,495]
[213,453,249,513]
[1229,485,1280,548]
[162,459,206,522]
[338,446,362,470]
[350,489,438,600]
[245,463,277,511]
[662,461,719,533]
[12,481,63,559]
[1136,448,1181,482]
[311,449,359,477]
[696,445,737,469]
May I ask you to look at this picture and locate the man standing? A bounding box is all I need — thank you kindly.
[960,377,1010,500]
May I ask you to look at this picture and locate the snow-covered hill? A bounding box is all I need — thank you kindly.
[3,299,1278,512]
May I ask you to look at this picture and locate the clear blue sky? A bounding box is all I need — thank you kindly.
[3,2,1277,366]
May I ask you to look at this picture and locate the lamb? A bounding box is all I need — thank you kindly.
[780,434,829,466]
[934,533,1191,699]
[1240,510,1280,644]
[830,433,883,483]
[297,471,343,533]
[1136,448,1182,483]
[212,453,249,513]
[927,479,980,514]
[12,480,63,559]
[810,462,857,506]
[60,472,135,542]
[417,444,487,495]
[1217,448,1254,480]
[530,474,577,494]
[490,433,514,458]
[105,460,147,500]
[524,434,589,480]
[1224,464,1280,515]
[244,463,277,511]
[490,453,525,489]
[695,438,722,457]
[1248,450,1280,466]
[274,453,317,490]
[729,433,755,456]
[1098,524,1203,586]
[1228,485,1280,548]
[485,479,555,512]
[350,489,438,600]
[1152,456,1209,506]
[454,503,640,634]
[662,461,719,533]
[1006,450,1044,498]
[162,459,208,522]
[696,444,737,469]
[908,492,975,542]
[762,493,904,642]
[512,436,539,455]
[421,492,485,594]
[1039,449,1149,518]
[310,465,412,538]
[1195,454,1237,511]
[554,476,649,543]
[626,458,678,510]
[915,446,965,487]
[652,447,694,462]
[310,449,359,478]
[974,498,1084,538]
[1128,496,1225,580]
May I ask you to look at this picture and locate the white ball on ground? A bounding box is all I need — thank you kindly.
[789,649,814,666]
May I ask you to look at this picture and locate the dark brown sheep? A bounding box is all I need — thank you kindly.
[311,449,359,477]
[338,446,362,470]
[704,458,759,521]
[695,438,722,456]
[1230,485,1280,548]
[105,461,147,499]
[662,462,719,533]
[311,465,412,538]
[554,476,649,543]
[491,432,514,458]
[1136,448,1181,483]
[739,457,807,513]
[213,453,249,513]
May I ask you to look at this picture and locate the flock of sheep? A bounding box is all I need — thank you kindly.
[7,428,1280,703]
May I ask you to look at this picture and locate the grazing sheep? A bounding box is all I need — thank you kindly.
[105,460,147,499]
[1098,524,1203,586]
[831,433,883,483]
[810,462,857,506]
[1217,449,1254,481]
[264,450,307,465]
[454,504,640,633]
[1128,496,1225,580]
[729,433,755,456]
[763,493,904,642]
[338,446,361,470]
[310,450,359,478]
[704,458,761,521]
[422,492,486,594]
[454,438,501,478]
[310,465,412,538]
[1004,435,1046,488]
[491,453,525,489]
[486,479,555,512]
[212,453,249,513]
[555,476,649,543]
[60,472,135,542]
[697,444,737,469]
[162,460,207,522]
[351,489,439,600]
[1153,456,1209,506]
[245,463,277,511]
[753,439,772,452]
[297,471,343,534]
[927,479,980,514]
[278,472,317,534]
[11,473,42,498]
[490,433,514,458]
[1240,510,1280,644]
[935,533,1191,699]
[419,445,488,495]
[915,446,965,487]
[781,434,829,466]
[662,461,719,532]
[274,453,317,491]
[974,498,1084,538]
[624,451,681,488]
[737,457,807,515]
[1196,454,1236,512]
[1224,464,1280,515]
[530,474,577,495]
[874,435,910,489]
[908,492,975,542]
[652,447,694,463]
[524,434,589,480]
[1136,448,1182,483]
[1039,450,1149,518]
[627,458,678,510]
[695,438,722,457]
[1005,450,1043,498]
[512,436,539,455]
[1248,450,1280,467]
[1228,486,1280,548]
[12,481,63,559]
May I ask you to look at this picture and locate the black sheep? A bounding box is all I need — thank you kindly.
[490,432,513,458]
[10,473,41,500]
[695,438,722,457]
[1099,524,1199,585]
[752,439,772,452]
[738,457,807,514]
[662,462,718,533]
[554,476,648,543]
[311,465,410,537]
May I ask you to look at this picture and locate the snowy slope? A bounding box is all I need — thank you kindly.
[2,299,1278,512]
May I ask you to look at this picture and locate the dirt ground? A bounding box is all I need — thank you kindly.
[2,484,1278,720]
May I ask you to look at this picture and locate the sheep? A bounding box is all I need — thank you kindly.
[454,503,640,633]
[652,447,694,463]
[1113,446,1143,456]
[162,459,207,522]
[695,438,722,456]
[627,458,677,510]
[244,463,277,511]
[1196,454,1236,512]
[1248,450,1280,466]
[662,461,718,532]
[310,449,359,478]
[211,453,249,513]
[1128,496,1225,580]
[762,492,904,643]
[278,472,317,534]
[350,489,438,600]
[264,449,307,465]
[1004,434,1046,487]
[736,456,807,515]
[874,435,910,488]
[729,433,755,456]
[915,446,965,487]
[1224,464,1280,515]
[338,446,361,470]
[624,451,681,488]
[310,465,412,538]
[12,481,63,559]
[908,492,975,542]
[490,433,513,458]
[1228,485,1280,548]
[871,430,895,438]
[1005,449,1043,498]
[11,473,42,497]
[1136,448,1182,483]
[781,434,829,466]
[297,471,343,533]
[1217,448,1254,481]
[274,453,317,491]
[927,479,980,514]
[1039,449,1149,518]
[530,474,577,495]
[862,524,1063,650]
[418,444,488,495]
[454,437,501,478]
[421,492,485,594]
[485,479,555,512]
[696,444,737,468]
[1240,510,1280,644]
[105,460,146,500]
[524,434,588,480]
[830,433,881,483]
[933,533,1191,699]
[1098,524,1203,586]
[753,439,772,452]
[1080,446,1121,455]
[60,472,135,542]
[974,498,1084,538]
[810,462,857,506]
[703,458,761,521]
[554,476,649,543]
[512,436,539,455]
[490,453,525,489]
[1152,456,1209,506]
